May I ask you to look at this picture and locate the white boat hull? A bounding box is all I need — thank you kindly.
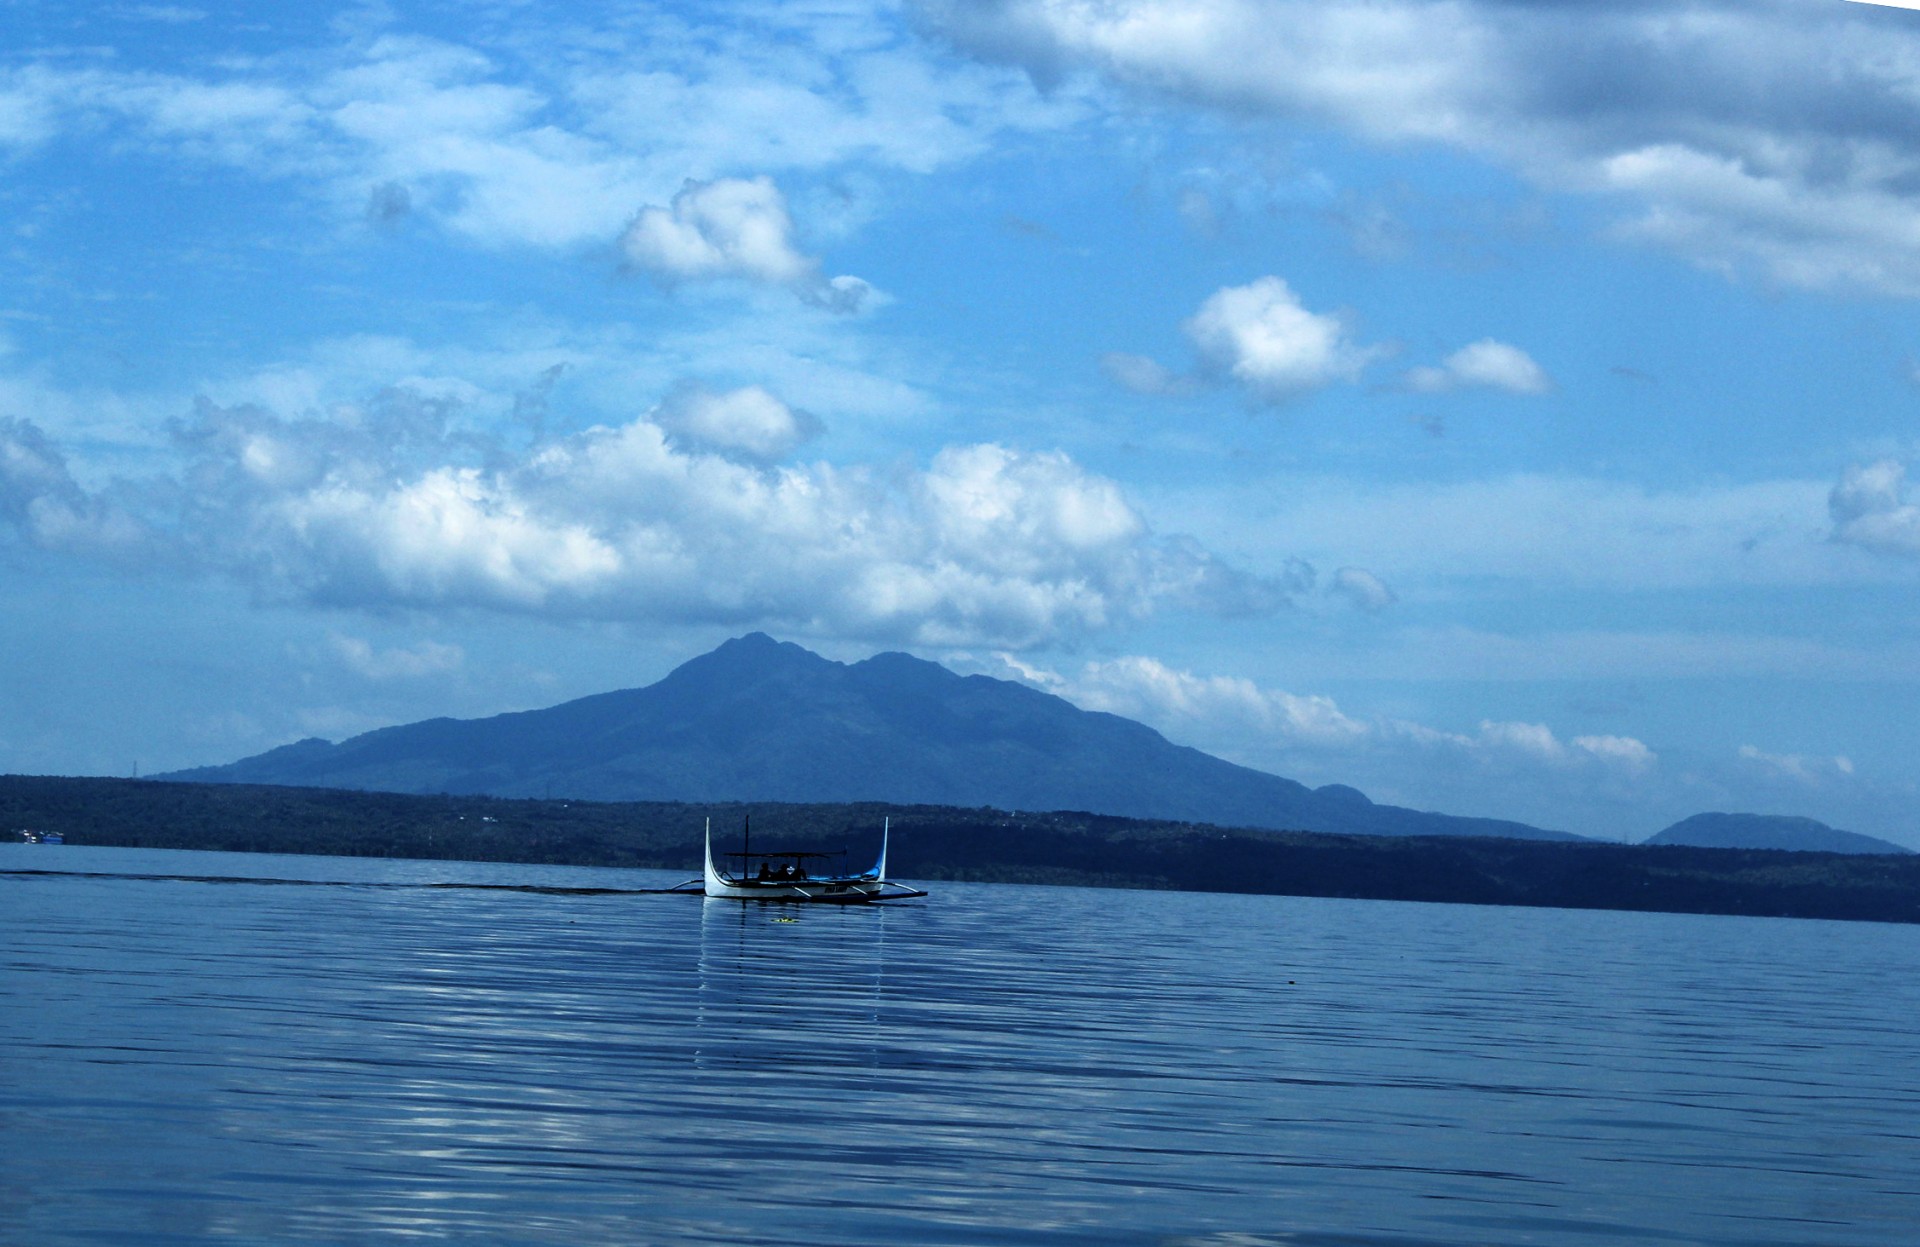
[701,819,922,902]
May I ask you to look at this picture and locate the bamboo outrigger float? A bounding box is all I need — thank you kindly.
[689,815,926,902]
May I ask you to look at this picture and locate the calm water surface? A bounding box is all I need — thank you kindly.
[3,844,1917,1245]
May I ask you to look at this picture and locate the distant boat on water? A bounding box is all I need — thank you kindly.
[16,830,64,844]
[686,816,926,903]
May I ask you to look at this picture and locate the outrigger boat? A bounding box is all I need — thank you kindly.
[694,816,926,902]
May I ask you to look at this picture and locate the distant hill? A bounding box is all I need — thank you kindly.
[162,632,1584,842]
[1647,813,1910,856]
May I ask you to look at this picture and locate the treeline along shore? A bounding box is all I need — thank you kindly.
[5,773,1918,924]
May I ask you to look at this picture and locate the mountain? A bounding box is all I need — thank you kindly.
[1646,812,1910,856]
[162,632,1586,841]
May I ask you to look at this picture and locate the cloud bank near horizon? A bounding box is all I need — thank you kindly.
[975,648,1898,842]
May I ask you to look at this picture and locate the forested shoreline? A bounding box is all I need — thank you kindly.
[5,773,1917,924]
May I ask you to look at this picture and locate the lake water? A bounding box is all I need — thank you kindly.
[4,844,1918,1246]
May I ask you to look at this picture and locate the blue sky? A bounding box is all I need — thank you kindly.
[5,0,1920,844]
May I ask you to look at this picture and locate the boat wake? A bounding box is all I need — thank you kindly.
[0,868,698,896]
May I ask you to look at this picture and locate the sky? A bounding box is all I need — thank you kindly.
[4,0,1920,846]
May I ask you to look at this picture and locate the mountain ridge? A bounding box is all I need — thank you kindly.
[162,632,1584,842]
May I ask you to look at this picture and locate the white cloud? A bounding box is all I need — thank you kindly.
[317,36,644,249]
[569,26,1086,182]
[280,464,627,610]
[1575,734,1656,774]
[1830,459,1920,557]
[328,633,465,680]
[994,650,1657,777]
[175,313,932,463]
[0,417,146,556]
[0,417,76,518]
[1738,744,1856,787]
[1403,339,1552,395]
[1101,351,1196,397]
[1129,296,1538,409]
[1598,143,1920,296]
[1330,566,1395,612]
[0,76,58,150]
[621,177,871,311]
[1184,276,1377,401]
[1472,719,1565,764]
[651,384,822,462]
[983,650,1696,837]
[0,10,1080,253]
[1041,654,1370,748]
[435,436,1076,636]
[623,178,815,286]
[4,392,1286,649]
[922,0,1920,295]
[961,649,1920,842]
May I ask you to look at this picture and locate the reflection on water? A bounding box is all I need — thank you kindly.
[695,897,893,1081]
[4,844,1919,1246]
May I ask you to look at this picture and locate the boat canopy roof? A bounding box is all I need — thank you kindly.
[720,849,846,861]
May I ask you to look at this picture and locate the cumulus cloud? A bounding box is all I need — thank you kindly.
[1184,276,1378,401]
[0,416,145,556]
[1403,339,1552,395]
[621,177,871,311]
[263,432,1188,643]
[650,383,822,462]
[921,0,1920,295]
[1830,459,1920,557]
[6,388,1285,649]
[621,178,813,285]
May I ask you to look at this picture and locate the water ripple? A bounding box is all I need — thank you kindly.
[4,846,1919,1245]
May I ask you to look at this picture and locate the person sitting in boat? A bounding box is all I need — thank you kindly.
[757,861,773,880]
